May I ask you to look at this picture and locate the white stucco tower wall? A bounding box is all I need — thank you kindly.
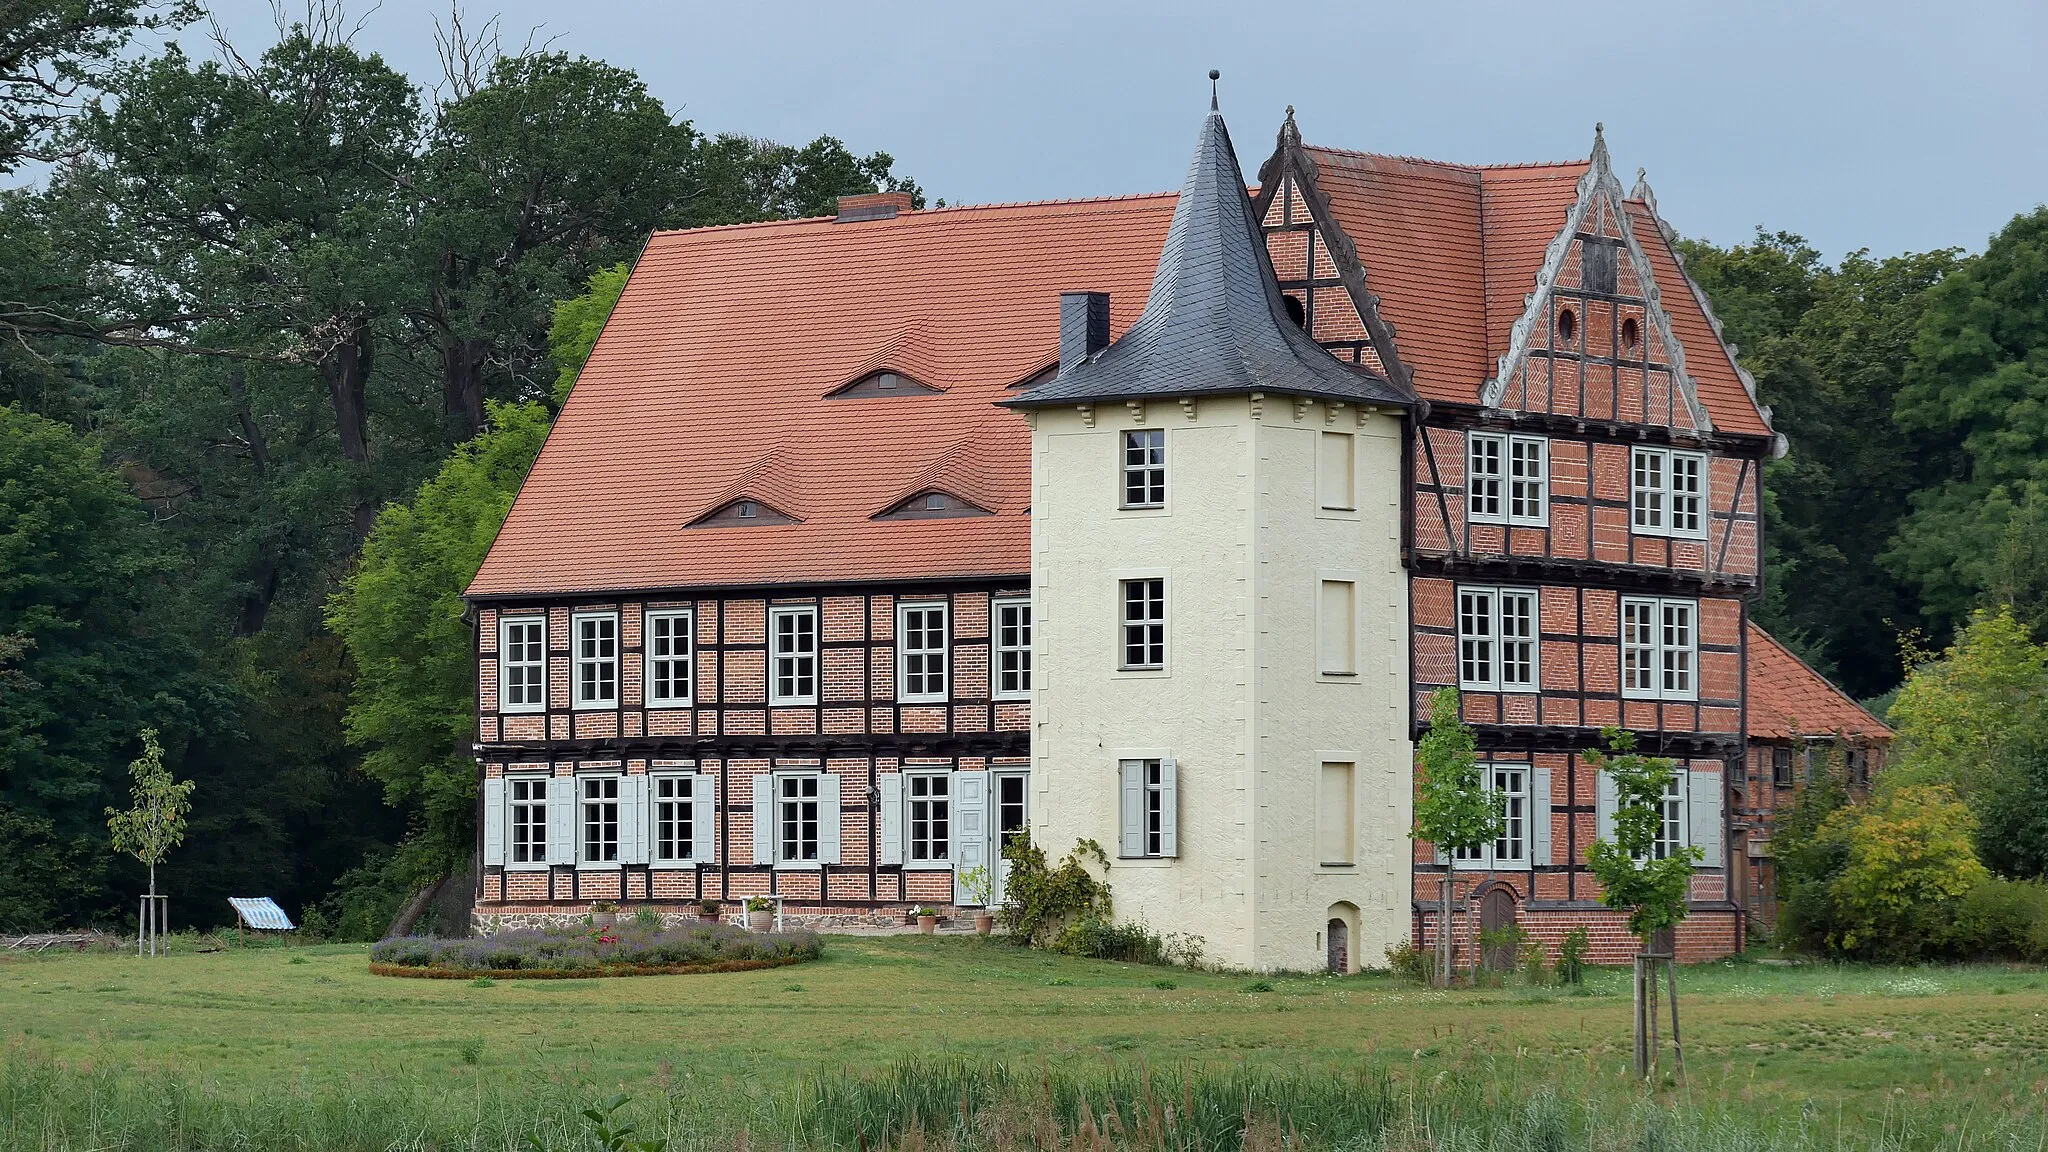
[1023,397,1409,972]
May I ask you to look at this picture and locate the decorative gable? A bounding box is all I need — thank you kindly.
[1482,126,1710,432]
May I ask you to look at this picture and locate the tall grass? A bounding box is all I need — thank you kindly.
[4,1043,2044,1151]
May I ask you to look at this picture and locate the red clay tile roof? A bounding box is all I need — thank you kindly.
[1302,147,1772,436]
[1747,623,1892,742]
[469,121,1773,599]
[467,195,1175,596]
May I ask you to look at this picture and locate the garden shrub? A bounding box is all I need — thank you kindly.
[1555,927,1589,985]
[1819,783,1987,959]
[1050,916,1202,966]
[998,835,1110,948]
[370,922,823,975]
[1951,876,2048,960]
[1383,939,1435,984]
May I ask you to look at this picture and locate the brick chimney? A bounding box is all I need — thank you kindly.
[834,191,915,222]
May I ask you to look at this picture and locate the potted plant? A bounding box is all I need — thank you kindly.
[697,899,723,923]
[914,906,939,935]
[745,896,775,931]
[589,900,619,928]
[958,865,996,936]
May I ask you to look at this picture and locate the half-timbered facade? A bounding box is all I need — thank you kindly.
[465,97,1855,964]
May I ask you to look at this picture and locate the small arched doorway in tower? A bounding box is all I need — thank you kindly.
[1480,887,1519,971]
[1324,901,1360,974]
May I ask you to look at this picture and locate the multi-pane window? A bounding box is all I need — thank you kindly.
[572,612,617,708]
[1143,760,1168,857]
[1120,578,1166,670]
[1122,429,1166,508]
[1469,433,1548,527]
[770,607,817,705]
[1631,447,1706,538]
[777,774,820,863]
[645,610,693,707]
[1457,587,1537,691]
[897,602,949,702]
[993,599,1031,699]
[1453,765,1529,867]
[1621,596,1697,700]
[508,777,547,864]
[653,776,693,863]
[906,773,951,863]
[1652,774,1687,860]
[1772,747,1794,789]
[996,773,1027,855]
[499,617,545,712]
[581,776,619,864]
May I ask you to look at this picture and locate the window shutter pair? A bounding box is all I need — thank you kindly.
[545,776,576,866]
[482,777,506,865]
[1116,758,1177,858]
[953,772,988,875]
[750,773,841,865]
[878,774,903,865]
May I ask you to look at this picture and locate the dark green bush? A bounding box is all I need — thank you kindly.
[370,922,823,972]
[1951,877,2048,960]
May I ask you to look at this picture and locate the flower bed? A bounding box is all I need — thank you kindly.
[369,921,823,979]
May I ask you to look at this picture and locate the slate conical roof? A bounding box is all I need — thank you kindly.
[1006,104,1409,410]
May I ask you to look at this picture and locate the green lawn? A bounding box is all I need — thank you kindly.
[4,937,2046,1149]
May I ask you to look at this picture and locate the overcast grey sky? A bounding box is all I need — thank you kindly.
[191,0,2046,260]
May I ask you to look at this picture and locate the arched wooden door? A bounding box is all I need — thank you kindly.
[1480,888,1517,970]
[1325,918,1348,973]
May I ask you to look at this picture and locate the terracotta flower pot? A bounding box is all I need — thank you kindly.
[917,914,937,935]
[746,909,772,931]
[974,913,994,936]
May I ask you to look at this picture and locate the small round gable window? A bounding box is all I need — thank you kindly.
[1556,307,1578,344]
[1621,317,1642,353]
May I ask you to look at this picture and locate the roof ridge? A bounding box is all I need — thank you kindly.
[1303,143,1588,172]
[648,190,1181,241]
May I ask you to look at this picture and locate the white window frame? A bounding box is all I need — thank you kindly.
[506,774,549,869]
[497,615,547,714]
[651,773,695,865]
[570,611,618,710]
[775,772,822,865]
[1118,575,1167,672]
[769,606,818,706]
[992,597,1031,701]
[904,770,952,868]
[1121,428,1166,509]
[1456,586,1538,692]
[1652,771,1689,861]
[1620,596,1697,701]
[1630,446,1708,539]
[644,609,694,709]
[580,774,621,867]
[1468,432,1549,527]
[895,601,950,703]
[1452,763,1530,870]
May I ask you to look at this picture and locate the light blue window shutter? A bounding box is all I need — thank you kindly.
[1595,770,1617,844]
[546,775,576,866]
[878,774,903,866]
[1688,770,1723,868]
[695,773,718,865]
[482,777,506,866]
[819,774,842,864]
[1158,757,1179,858]
[1530,765,1553,867]
[953,772,987,878]
[621,774,649,865]
[752,774,775,865]
[1119,760,1145,858]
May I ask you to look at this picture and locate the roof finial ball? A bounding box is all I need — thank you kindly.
[1209,68,1221,111]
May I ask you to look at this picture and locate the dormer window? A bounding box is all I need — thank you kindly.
[827,370,940,398]
[873,489,992,521]
[689,498,797,527]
